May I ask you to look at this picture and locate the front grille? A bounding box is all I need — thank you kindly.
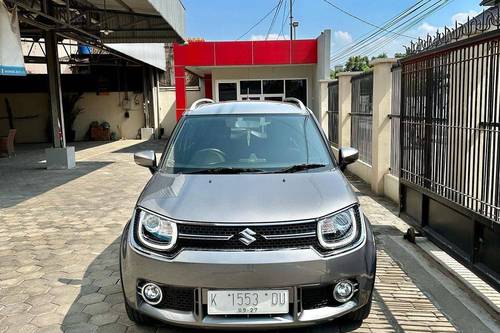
[179,222,317,237]
[177,221,318,251]
[162,286,195,312]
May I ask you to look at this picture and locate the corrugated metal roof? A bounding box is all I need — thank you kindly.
[85,0,186,43]
[84,0,185,69]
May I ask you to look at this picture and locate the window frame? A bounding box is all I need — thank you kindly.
[214,78,309,106]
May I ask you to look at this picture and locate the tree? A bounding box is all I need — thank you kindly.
[330,69,337,79]
[394,50,410,58]
[371,53,387,60]
[344,56,370,72]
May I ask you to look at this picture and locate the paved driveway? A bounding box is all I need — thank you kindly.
[0,140,496,333]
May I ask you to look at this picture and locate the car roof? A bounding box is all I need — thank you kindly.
[185,101,309,116]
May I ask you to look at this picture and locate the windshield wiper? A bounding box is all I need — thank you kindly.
[268,163,327,174]
[184,167,266,174]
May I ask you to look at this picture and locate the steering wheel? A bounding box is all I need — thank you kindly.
[190,148,226,165]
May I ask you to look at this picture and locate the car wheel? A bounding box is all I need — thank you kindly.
[344,294,372,321]
[125,301,150,325]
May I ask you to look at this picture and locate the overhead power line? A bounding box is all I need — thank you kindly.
[278,0,289,38]
[333,0,453,62]
[321,0,416,39]
[331,0,436,61]
[330,0,454,64]
[236,1,282,40]
[266,0,284,40]
[362,0,454,58]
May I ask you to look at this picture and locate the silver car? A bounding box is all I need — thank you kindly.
[120,98,376,329]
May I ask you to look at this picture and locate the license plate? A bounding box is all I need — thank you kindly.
[207,289,289,315]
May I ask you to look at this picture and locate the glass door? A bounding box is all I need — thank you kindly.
[240,80,262,101]
[263,80,284,102]
[218,82,238,101]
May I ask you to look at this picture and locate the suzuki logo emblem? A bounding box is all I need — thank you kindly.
[238,228,257,246]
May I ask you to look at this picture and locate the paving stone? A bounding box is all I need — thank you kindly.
[90,312,119,326]
[77,293,106,305]
[63,322,98,333]
[28,302,58,315]
[83,302,111,315]
[4,324,37,333]
[0,302,31,316]
[0,293,29,305]
[31,312,64,327]
[0,313,35,326]
[95,323,128,333]
[34,325,64,333]
[26,294,55,307]
[63,312,91,326]
[104,293,124,306]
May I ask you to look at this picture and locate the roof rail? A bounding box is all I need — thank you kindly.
[283,97,307,113]
[189,98,215,111]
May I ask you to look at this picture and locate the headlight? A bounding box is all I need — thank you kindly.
[136,209,177,251]
[317,207,359,250]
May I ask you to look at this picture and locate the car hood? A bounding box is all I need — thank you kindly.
[137,170,358,223]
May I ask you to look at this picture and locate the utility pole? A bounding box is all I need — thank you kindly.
[289,0,293,40]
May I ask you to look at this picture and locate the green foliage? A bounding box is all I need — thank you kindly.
[344,56,370,72]
[332,53,392,76]
[394,49,411,58]
[371,53,387,60]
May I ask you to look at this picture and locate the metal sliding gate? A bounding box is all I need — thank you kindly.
[327,81,339,146]
[400,16,500,289]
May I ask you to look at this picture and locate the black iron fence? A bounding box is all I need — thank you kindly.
[327,81,339,146]
[400,15,500,289]
[390,66,401,177]
[351,72,373,164]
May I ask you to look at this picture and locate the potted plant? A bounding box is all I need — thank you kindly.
[62,92,84,142]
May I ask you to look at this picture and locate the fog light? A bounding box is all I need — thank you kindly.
[333,280,354,303]
[141,283,163,305]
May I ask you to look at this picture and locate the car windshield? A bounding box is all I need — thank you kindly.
[161,114,334,174]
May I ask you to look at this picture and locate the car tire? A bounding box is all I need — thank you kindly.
[345,294,373,321]
[125,301,149,325]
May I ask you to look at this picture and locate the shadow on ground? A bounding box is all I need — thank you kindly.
[112,140,168,155]
[0,161,112,209]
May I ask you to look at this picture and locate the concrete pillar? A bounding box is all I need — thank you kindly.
[318,80,330,134]
[337,72,362,148]
[370,58,398,194]
[314,29,331,127]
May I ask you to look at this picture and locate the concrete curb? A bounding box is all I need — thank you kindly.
[415,238,500,315]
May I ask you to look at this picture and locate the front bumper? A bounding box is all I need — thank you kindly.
[120,219,376,329]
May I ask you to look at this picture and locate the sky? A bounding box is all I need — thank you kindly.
[182,0,484,67]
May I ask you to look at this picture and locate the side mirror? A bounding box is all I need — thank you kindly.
[134,150,157,173]
[339,147,359,172]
